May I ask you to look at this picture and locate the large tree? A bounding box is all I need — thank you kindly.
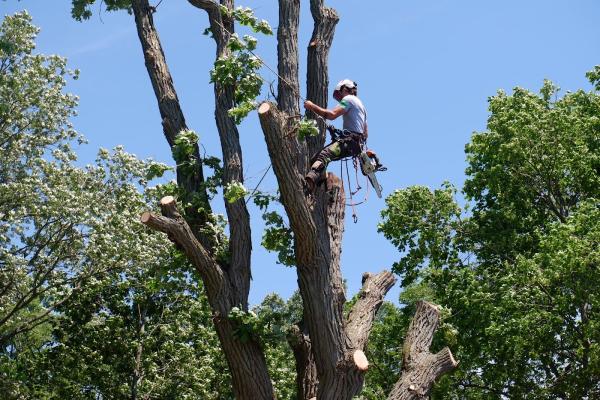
[69,1,457,399]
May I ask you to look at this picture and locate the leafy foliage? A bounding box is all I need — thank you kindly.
[224,180,248,203]
[380,71,600,399]
[0,13,232,399]
[249,192,296,267]
[71,0,132,21]
[379,183,464,285]
[172,129,200,174]
[297,117,319,141]
[261,212,295,267]
[210,7,273,124]
[252,293,302,400]
[219,6,273,36]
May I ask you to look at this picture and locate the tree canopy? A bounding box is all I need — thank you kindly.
[379,74,600,399]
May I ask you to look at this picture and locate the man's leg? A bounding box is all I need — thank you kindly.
[305,141,342,193]
[305,139,356,194]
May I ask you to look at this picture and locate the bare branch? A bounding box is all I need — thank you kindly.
[277,0,301,116]
[140,197,226,300]
[346,270,397,350]
[387,301,458,400]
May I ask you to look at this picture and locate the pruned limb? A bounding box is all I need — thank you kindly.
[288,323,318,400]
[346,270,397,350]
[140,198,224,300]
[353,350,369,371]
[159,195,179,218]
[387,301,458,400]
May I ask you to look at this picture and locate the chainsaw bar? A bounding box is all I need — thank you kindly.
[359,152,383,198]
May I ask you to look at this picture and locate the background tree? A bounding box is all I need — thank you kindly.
[379,73,600,399]
[0,13,232,399]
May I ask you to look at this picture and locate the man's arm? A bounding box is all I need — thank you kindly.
[304,101,346,120]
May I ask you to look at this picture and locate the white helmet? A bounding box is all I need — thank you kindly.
[334,79,357,91]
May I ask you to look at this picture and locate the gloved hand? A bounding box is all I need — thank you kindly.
[327,124,338,140]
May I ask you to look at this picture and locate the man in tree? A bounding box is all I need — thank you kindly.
[303,79,368,194]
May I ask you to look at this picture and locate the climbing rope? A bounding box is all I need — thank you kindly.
[245,164,272,205]
[339,154,371,223]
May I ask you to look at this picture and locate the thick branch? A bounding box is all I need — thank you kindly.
[131,0,211,233]
[188,0,252,306]
[140,200,225,301]
[387,301,458,400]
[277,0,301,116]
[346,270,397,350]
[306,0,339,156]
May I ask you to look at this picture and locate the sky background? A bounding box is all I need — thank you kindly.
[3,0,600,306]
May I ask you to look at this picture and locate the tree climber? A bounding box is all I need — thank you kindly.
[303,79,368,195]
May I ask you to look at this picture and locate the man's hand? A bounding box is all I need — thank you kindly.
[304,100,315,111]
[327,124,338,140]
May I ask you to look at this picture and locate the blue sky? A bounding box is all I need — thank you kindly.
[3,0,600,306]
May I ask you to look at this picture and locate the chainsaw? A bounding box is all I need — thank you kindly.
[359,150,386,198]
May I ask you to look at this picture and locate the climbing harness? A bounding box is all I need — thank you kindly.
[326,125,387,222]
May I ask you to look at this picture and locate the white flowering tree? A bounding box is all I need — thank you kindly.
[0,13,233,399]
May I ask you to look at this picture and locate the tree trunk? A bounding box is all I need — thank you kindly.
[141,197,274,399]
[132,1,274,397]
[259,100,398,399]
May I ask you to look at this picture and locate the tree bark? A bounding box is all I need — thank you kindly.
[131,0,210,236]
[188,0,252,308]
[387,301,459,400]
[288,322,318,400]
[305,0,339,157]
[347,271,398,350]
[141,197,274,399]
